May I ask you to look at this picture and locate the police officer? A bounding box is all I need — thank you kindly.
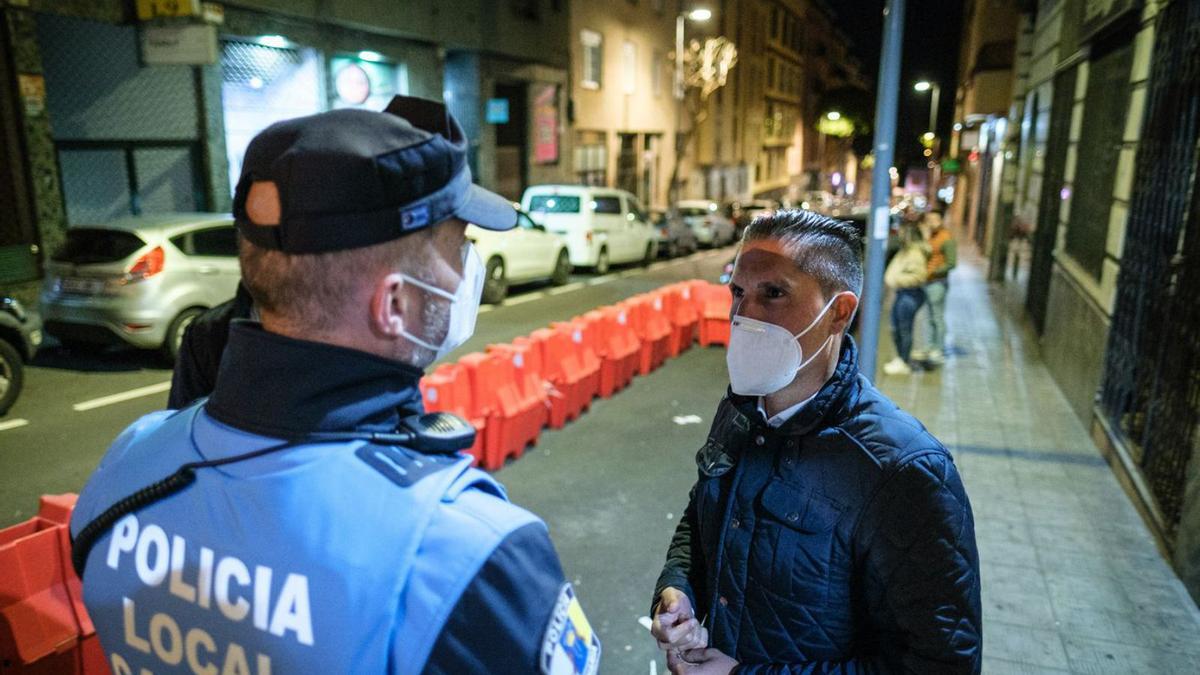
[70,97,600,674]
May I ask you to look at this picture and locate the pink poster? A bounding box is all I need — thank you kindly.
[533,85,559,164]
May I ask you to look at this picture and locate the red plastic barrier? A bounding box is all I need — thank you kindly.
[693,282,733,347]
[527,328,593,429]
[458,350,545,470]
[549,319,603,411]
[661,283,700,357]
[0,494,109,675]
[420,363,486,465]
[583,307,640,398]
[625,294,672,376]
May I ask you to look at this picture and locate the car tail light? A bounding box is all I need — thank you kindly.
[126,246,164,281]
[660,227,670,236]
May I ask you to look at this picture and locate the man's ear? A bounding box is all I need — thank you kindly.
[370,272,407,338]
[832,293,860,333]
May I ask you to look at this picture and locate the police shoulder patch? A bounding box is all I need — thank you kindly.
[540,583,600,675]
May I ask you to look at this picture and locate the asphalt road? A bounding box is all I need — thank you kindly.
[0,246,731,673]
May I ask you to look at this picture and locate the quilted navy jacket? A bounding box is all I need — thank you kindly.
[655,338,982,673]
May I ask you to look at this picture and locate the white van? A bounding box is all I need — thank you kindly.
[521,185,657,274]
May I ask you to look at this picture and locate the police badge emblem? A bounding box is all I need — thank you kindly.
[540,583,600,675]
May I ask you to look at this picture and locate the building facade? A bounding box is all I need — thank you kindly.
[567,0,680,210]
[977,0,1200,603]
[0,0,571,300]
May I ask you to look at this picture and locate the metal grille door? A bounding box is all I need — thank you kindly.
[1100,0,1200,535]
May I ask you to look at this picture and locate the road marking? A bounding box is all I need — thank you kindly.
[588,274,617,286]
[478,305,495,314]
[546,281,587,296]
[639,616,653,631]
[0,418,29,432]
[73,381,171,412]
[500,293,544,307]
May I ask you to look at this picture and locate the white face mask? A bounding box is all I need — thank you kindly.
[725,292,852,396]
[399,243,484,362]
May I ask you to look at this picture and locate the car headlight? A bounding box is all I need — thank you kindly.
[0,297,26,322]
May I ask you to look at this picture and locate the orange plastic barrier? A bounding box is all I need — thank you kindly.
[693,282,733,347]
[583,307,640,398]
[549,319,603,412]
[661,283,700,357]
[0,494,109,675]
[625,294,673,376]
[420,363,486,465]
[459,350,545,470]
[527,327,595,429]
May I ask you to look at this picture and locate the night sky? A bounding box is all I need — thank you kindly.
[828,0,966,171]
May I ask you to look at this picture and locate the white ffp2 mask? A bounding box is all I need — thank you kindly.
[399,243,484,361]
[725,292,851,396]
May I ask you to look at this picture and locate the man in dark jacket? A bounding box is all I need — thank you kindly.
[650,210,981,674]
[167,282,254,409]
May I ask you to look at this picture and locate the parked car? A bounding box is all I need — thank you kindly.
[0,297,42,415]
[729,199,780,235]
[522,185,657,274]
[675,200,736,248]
[650,209,698,258]
[469,210,572,304]
[40,213,240,361]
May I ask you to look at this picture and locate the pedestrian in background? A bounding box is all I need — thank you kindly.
[883,222,930,376]
[912,209,956,366]
[650,210,981,673]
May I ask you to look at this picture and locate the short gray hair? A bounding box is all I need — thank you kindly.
[742,209,864,297]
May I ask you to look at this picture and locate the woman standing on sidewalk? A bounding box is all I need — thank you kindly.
[912,210,956,365]
[883,222,930,375]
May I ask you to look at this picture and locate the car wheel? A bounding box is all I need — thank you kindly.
[0,338,23,416]
[550,249,572,286]
[594,247,610,275]
[667,241,679,258]
[481,256,508,304]
[642,242,655,266]
[162,307,205,363]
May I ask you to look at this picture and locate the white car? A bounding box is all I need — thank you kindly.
[468,211,572,304]
[521,185,657,274]
[675,200,736,247]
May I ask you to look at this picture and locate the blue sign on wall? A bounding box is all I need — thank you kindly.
[486,98,510,124]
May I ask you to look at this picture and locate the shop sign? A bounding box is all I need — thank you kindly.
[486,98,510,124]
[140,23,218,65]
[533,85,559,164]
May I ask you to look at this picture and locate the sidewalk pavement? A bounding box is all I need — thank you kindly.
[878,245,1200,673]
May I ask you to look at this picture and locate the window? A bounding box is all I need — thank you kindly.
[529,195,582,213]
[652,49,663,96]
[574,130,608,186]
[190,226,239,257]
[623,41,637,95]
[54,229,145,264]
[592,196,621,214]
[581,30,603,89]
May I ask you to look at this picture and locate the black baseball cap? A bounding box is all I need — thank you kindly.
[233,96,517,254]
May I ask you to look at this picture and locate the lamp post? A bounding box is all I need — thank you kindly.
[675,7,712,100]
[914,80,940,137]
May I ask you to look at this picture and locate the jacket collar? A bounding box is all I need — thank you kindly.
[205,321,426,438]
[729,335,861,437]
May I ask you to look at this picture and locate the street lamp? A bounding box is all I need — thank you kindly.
[675,7,712,99]
[914,80,941,137]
